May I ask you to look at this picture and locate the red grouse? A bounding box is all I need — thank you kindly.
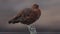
[8,4,41,25]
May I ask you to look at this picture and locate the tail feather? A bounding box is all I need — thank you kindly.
[8,16,20,24]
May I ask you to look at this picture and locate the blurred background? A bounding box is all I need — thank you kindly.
[0,0,60,33]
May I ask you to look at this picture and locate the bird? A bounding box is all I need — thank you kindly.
[8,4,41,25]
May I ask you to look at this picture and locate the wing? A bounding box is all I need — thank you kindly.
[8,10,24,24]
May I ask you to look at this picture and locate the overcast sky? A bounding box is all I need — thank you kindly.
[0,0,60,32]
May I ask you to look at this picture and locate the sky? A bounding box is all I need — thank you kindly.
[0,0,60,32]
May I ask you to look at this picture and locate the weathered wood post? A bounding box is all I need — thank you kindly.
[27,25,37,34]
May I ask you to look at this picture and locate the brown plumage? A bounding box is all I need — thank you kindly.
[8,4,41,25]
